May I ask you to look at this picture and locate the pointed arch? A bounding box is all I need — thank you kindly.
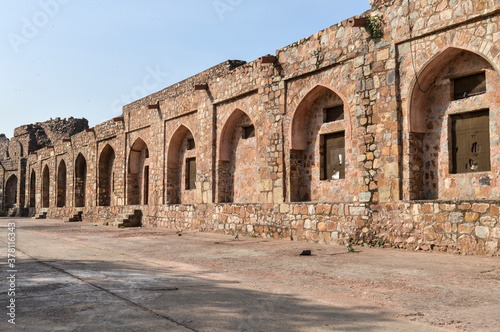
[56,159,67,207]
[75,153,87,208]
[289,84,351,202]
[98,144,115,207]
[29,169,36,208]
[407,47,500,200]
[410,47,464,133]
[5,174,18,209]
[290,84,351,150]
[166,125,196,204]
[410,47,499,133]
[42,165,50,208]
[217,109,258,203]
[127,138,150,205]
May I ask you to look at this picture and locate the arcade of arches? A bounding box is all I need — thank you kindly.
[1,0,499,255]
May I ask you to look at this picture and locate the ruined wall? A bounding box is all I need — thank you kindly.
[1,0,499,255]
[11,117,88,155]
[0,134,8,160]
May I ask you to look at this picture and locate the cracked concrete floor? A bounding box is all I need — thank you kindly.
[0,218,499,331]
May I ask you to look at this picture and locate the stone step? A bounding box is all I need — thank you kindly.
[117,210,142,228]
[34,212,47,220]
[64,211,83,223]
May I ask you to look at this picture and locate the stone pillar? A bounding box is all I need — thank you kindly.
[197,97,216,204]
[354,40,401,204]
[257,59,285,204]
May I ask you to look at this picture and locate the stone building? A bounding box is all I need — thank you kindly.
[1,0,499,255]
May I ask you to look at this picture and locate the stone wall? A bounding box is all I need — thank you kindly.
[373,201,500,255]
[1,0,500,255]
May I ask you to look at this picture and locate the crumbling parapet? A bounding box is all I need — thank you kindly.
[8,117,89,155]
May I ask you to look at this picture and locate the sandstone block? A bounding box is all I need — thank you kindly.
[465,212,479,222]
[458,203,472,210]
[280,204,289,214]
[424,226,437,241]
[472,203,489,213]
[475,226,490,239]
[458,223,474,234]
[349,207,367,216]
[493,228,500,239]
[450,212,464,223]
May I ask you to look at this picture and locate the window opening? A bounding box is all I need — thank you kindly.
[144,165,149,205]
[451,109,490,173]
[324,105,344,123]
[242,125,255,139]
[453,72,486,100]
[321,132,345,180]
[186,157,196,190]
[187,138,195,150]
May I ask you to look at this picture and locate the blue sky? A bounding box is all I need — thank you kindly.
[0,0,370,138]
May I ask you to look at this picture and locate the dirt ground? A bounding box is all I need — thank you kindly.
[1,218,499,331]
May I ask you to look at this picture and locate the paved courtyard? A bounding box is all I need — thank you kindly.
[0,218,499,331]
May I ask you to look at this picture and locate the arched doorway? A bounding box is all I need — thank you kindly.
[166,126,196,204]
[127,138,150,205]
[5,175,18,209]
[57,160,67,207]
[42,165,50,208]
[75,154,87,208]
[29,170,36,208]
[98,145,115,206]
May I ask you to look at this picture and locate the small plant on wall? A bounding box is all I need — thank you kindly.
[366,14,384,38]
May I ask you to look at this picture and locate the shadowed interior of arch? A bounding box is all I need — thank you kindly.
[42,165,50,208]
[75,154,87,208]
[57,160,67,207]
[127,138,149,205]
[98,145,115,207]
[166,126,196,204]
[5,174,18,209]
